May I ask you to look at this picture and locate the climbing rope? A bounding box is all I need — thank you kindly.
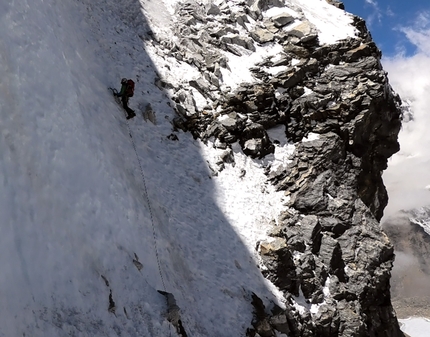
[125,119,167,292]
[125,120,174,337]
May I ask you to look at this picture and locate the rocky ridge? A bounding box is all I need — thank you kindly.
[149,0,404,336]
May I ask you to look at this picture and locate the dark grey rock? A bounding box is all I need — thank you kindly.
[221,35,256,52]
[271,13,294,28]
[259,238,298,294]
[207,4,221,16]
[288,21,314,38]
[326,0,345,9]
[189,78,215,100]
[251,28,275,43]
[292,171,331,213]
[240,123,275,158]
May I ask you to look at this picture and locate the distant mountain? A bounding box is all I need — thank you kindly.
[383,208,430,319]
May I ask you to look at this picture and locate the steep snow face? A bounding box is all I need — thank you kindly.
[1,1,169,335]
[0,0,294,336]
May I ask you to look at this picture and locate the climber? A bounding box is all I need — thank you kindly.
[114,78,136,119]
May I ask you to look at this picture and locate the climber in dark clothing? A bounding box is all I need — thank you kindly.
[115,78,136,119]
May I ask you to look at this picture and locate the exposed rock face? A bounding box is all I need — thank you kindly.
[155,0,403,335]
[326,0,345,10]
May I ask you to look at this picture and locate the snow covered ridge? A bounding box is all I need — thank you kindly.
[1,0,403,336]
[409,207,430,236]
[146,0,358,95]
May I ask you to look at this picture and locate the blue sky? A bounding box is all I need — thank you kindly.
[343,0,429,57]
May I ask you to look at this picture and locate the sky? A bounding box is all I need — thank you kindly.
[343,0,430,57]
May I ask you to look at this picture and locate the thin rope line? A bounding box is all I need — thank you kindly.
[124,116,173,336]
[126,120,167,292]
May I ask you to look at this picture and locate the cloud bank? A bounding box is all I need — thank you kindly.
[382,12,430,218]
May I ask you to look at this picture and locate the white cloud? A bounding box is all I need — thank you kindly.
[365,0,377,6]
[390,11,430,56]
[400,28,430,55]
[414,11,430,29]
[382,14,430,218]
[363,0,382,26]
[386,6,395,17]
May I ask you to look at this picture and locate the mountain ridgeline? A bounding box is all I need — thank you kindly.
[158,0,404,336]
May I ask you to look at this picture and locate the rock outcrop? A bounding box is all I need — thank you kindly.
[152,0,404,335]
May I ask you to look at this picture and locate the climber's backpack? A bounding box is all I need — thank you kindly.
[126,79,135,97]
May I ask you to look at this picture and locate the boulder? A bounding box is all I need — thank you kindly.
[271,13,295,28]
[207,3,221,16]
[292,171,331,213]
[259,238,298,293]
[221,35,256,52]
[240,123,275,158]
[251,28,275,43]
[288,21,314,38]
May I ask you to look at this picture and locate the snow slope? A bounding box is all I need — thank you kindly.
[399,317,430,337]
[1,0,288,335]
